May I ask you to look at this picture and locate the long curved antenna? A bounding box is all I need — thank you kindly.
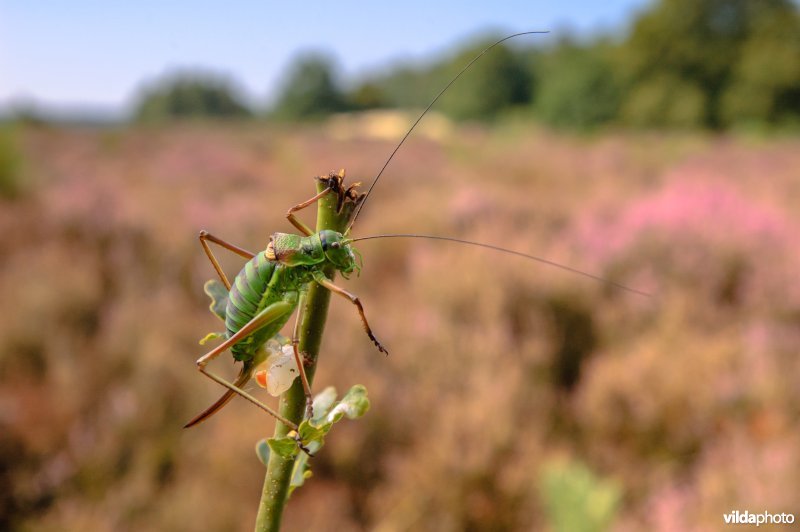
[347,31,549,233]
[350,233,650,297]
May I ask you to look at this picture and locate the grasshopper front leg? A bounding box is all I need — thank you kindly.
[312,271,389,355]
[286,188,332,236]
[285,169,349,236]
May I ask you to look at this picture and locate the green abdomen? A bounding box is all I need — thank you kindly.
[225,252,292,362]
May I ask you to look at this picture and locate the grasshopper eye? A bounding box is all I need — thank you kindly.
[331,242,341,249]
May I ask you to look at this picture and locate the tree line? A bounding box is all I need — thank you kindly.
[135,0,800,130]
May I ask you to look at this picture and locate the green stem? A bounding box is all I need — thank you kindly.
[255,174,361,532]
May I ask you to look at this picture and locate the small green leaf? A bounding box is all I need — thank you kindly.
[204,279,229,321]
[288,440,322,497]
[199,331,225,345]
[310,386,338,425]
[289,454,312,495]
[298,419,328,443]
[539,457,621,531]
[269,386,371,499]
[267,437,299,459]
[327,384,370,423]
[255,438,270,467]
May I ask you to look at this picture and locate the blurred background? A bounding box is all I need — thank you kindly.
[2,0,800,530]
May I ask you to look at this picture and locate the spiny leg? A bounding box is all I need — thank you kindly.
[286,168,344,236]
[183,365,248,428]
[199,230,256,290]
[290,293,314,419]
[196,301,293,367]
[286,186,333,236]
[198,367,297,429]
[194,301,294,426]
[312,271,389,355]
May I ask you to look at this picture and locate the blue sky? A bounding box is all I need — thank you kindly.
[0,1,650,115]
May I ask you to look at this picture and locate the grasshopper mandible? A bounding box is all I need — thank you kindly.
[184,32,646,433]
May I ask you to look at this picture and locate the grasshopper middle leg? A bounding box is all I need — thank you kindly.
[199,230,255,290]
[290,293,315,419]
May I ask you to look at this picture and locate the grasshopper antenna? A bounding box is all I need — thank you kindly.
[347,31,549,233]
[349,233,651,297]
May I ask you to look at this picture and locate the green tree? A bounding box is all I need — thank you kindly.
[720,7,800,127]
[355,37,534,121]
[0,125,25,199]
[621,74,707,129]
[435,39,533,121]
[358,65,437,110]
[534,39,622,129]
[619,0,799,128]
[134,74,251,122]
[348,81,388,110]
[271,54,348,121]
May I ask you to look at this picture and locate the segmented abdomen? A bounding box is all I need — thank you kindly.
[225,251,275,338]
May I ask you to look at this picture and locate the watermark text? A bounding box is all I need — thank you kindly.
[723,510,795,526]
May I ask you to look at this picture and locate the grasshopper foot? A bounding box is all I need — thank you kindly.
[368,332,389,356]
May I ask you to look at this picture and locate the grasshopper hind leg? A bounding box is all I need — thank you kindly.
[186,301,299,430]
[184,366,251,428]
[191,365,297,430]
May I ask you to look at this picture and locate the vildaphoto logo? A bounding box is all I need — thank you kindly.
[723,510,795,526]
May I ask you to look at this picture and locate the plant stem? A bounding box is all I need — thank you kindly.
[255,174,361,532]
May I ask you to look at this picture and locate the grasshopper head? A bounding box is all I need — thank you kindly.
[319,230,359,276]
[266,231,360,276]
